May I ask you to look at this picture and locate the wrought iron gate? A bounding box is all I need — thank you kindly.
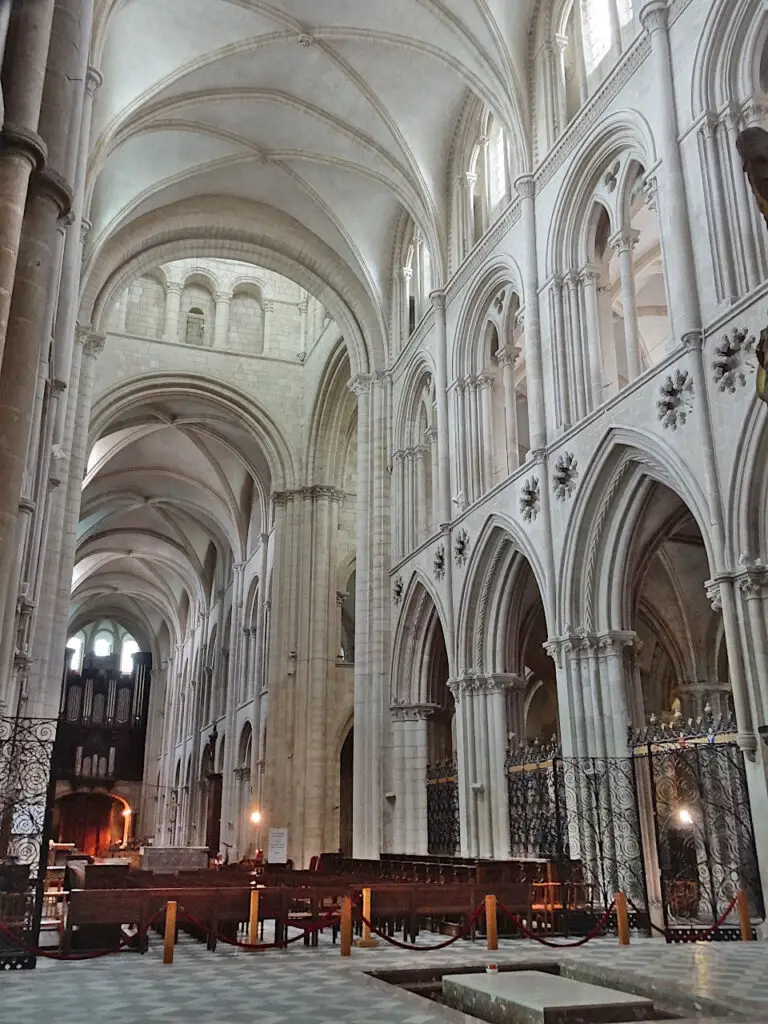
[637,720,764,940]
[506,744,648,926]
[0,717,58,969]
[426,757,460,856]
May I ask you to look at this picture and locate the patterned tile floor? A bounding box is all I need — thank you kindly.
[2,927,768,1024]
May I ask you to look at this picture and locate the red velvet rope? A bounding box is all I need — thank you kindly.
[176,905,341,951]
[356,903,485,951]
[0,907,165,961]
[496,899,616,948]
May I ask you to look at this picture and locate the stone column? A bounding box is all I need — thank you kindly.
[609,231,642,381]
[0,0,55,364]
[262,299,274,352]
[213,290,231,348]
[52,63,100,446]
[579,264,606,407]
[739,568,768,723]
[701,116,738,303]
[554,35,569,134]
[350,375,375,857]
[400,267,413,343]
[467,377,480,500]
[415,445,428,543]
[163,282,182,343]
[449,678,475,857]
[486,676,515,859]
[429,291,451,525]
[598,631,636,756]
[478,372,494,489]
[0,175,72,678]
[392,450,404,558]
[515,176,546,451]
[607,0,623,59]
[565,270,587,420]
[496,345,519,472]
[425,427,438,532]
[40,328,104,718]
[551,277,571,429]
[639,1,701,339]
[391,703,434,854]
[29,335,82,700]
[404,449,414,552]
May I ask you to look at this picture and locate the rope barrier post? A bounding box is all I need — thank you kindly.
[340,896,353,957]
[163,902,177,964]
[355,887,379,948]
[485,895,498,951]
[248,890,260,946]
[737,890,753,941]
[615,893,630,946]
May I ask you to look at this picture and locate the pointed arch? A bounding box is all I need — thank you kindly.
[390,572,450,705]
[559,428,716,633]
[456,515,551,678]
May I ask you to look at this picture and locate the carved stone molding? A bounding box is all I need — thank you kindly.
[347,374,373,396]
[712,327,756,393]
[553,452,578,500]
[389,701,437,722]
[433,543,446,581]
[705,580,722,612]
[454,529,470,567]
[520,476,540,522]
[657,369,693,430]
[393,576,404,605]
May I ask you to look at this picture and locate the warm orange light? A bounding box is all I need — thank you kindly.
[122,807,132,818]
[250,810,262,825]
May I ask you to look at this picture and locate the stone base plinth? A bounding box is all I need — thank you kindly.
[442,971,655,1024]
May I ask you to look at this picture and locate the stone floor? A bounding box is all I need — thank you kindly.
[2,927,768,1024]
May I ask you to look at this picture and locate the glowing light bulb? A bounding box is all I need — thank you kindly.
[250,810,262,825]
[678,808,693,825]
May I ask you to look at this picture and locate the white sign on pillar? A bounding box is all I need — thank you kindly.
[267,828,288,864]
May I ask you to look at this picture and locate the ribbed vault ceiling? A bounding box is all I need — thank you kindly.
[88,0,534,307]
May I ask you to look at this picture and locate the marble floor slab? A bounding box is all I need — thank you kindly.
[1,927,767,1024]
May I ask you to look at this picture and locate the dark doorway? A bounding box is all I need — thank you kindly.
[339,728,353,857]
[55,792,121,855]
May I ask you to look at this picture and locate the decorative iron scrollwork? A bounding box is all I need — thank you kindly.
[426,757,459,856]
[0,717,57,969]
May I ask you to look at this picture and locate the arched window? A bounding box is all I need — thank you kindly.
[487,120,508,210]
[120,638,139,675]
[67,636,84,673]
[583,0,634,75]
[185,307,206,345]
[93,634,113,658]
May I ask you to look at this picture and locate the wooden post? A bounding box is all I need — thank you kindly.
[737,890,753,941]
[163,901,177,964]
[340,895,353,957]
[248,889,260,945]
[485,894,498,951]
[615,892,630,946]
[355,887,379,948]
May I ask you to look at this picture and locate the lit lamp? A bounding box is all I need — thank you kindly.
[678,808,693,826]
[250,810,262,825]
[121,806,132,847]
